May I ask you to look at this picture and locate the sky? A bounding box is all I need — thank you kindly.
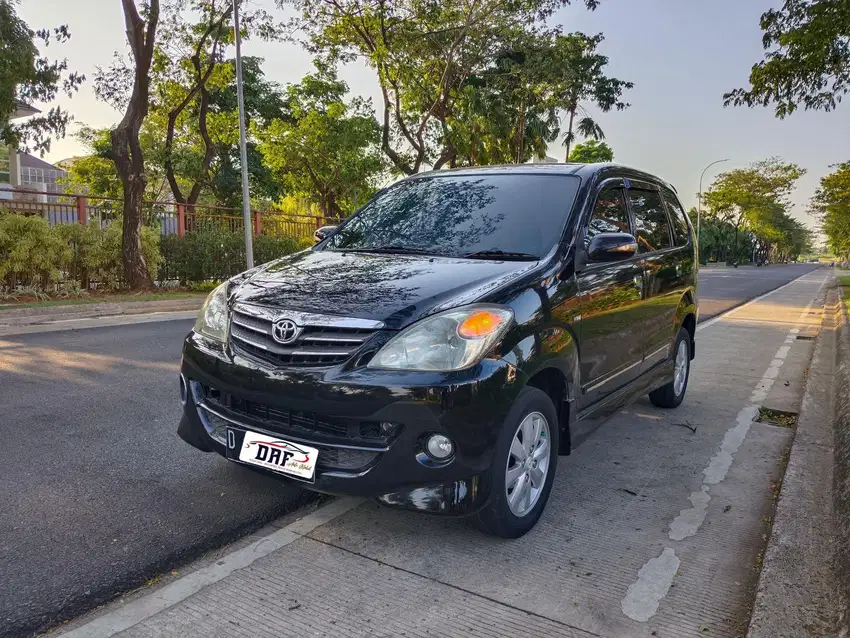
[17,0,850,235]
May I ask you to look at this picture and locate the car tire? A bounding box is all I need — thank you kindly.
[649,327,691,409]
[476,386,559,539]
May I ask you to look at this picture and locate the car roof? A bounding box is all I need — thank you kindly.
[411,162,678,194]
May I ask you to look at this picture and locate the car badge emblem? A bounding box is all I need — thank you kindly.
[271,318,301,344]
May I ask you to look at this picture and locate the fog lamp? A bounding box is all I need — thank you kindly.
[425,434,454,460]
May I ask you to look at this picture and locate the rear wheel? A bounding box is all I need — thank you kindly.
[649,327,691,408]
[476,387,559,538]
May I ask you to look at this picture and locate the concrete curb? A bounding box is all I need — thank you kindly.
[747,282,841,637]
[834,285,850,636]
[0,297,204,326]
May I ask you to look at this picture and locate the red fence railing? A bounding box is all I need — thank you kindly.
[0,188,343,240]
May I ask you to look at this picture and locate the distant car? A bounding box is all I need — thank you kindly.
[178,163,698,538]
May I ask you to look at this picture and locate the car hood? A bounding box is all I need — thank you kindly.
[231,249,538,330]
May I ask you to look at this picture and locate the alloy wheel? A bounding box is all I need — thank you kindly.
[505,411,551,517]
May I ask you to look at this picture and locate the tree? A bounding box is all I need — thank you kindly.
[0,0,83,154]
[61,126,169,203]
[449,34,564,166]
[811,162,850,260]
[725,0,850,118]
[206,56,288,207]
[554,32,632,161]
[569,139,613,163]
[257,63,386,218]
[99,1,280,209]
[703,158,807,261]
[282,0,602,175]
[97,0,160,290]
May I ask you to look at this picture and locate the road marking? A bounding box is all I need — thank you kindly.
[622,270,829,622]
[621,548,681,622]
[60,497,364,638]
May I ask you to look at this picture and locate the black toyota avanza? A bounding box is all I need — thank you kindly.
[178,163,698,538]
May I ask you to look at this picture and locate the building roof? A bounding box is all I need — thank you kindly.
[19,152,63,172]
[11,99,40,120]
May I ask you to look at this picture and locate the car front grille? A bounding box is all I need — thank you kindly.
[190,381,399,474]
[196,404,381,472]
[229,304,380,368]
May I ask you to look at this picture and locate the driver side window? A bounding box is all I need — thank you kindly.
[584,187,630,249]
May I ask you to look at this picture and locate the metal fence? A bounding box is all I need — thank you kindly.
[0,188,342,240]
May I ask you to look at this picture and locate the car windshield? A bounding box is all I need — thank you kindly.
[324,174,580,260]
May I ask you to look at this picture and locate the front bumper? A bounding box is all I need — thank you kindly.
[178,332,523,516]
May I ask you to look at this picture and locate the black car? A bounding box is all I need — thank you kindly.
[178,163,698,538]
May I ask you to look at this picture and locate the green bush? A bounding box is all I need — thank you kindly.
[0,214,162,292]
[159,230,299,284]
[0,214,69,288]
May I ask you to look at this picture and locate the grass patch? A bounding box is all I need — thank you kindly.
[757,407,798,428]
[839,275,850,287]
[0,291,205,310]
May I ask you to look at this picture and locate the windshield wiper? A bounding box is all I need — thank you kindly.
[463,250,540,261]
[341,245,441,256]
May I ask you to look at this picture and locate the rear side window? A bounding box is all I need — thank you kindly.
[628,189,671,253]
[661,190,690,247]
[584,187,630,249]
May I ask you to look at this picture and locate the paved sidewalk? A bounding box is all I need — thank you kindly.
[56,269,831,638]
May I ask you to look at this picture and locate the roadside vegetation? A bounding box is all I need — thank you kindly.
[1,0,848,287]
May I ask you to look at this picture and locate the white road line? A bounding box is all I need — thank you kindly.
[621,270,829,623]
[60,497,364,638]
[621,548,681,622]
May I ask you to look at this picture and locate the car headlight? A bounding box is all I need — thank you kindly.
[193,283,229,342]
[368,305,514,371]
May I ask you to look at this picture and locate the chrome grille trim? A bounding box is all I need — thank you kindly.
[229,303,380,367]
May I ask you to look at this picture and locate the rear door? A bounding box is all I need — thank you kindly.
[626,183,681,372]
[576,181,646,409]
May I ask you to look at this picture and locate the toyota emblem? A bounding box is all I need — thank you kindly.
[271,319,301,344]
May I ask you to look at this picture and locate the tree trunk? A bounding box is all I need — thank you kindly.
[563,107,576,162]
[110,0,159,290]
[515,95,526,164]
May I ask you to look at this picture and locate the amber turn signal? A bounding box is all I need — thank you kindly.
[458,310,505,338]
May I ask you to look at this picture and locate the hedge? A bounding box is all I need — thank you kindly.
[0,214,163,291]
[158,229,303,284]
[0,213,308,292]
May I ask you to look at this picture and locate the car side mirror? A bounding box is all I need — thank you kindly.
[586,232,638,262]
[313,225,337,243]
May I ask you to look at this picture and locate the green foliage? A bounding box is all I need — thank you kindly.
[159,229,298,283]
[725,0,850,118]
[553,32,632,160]
[257,63,385,217]
[0,214,68,287]
[811,161,850,259]
[569,139,614,163]
[0,214,161,291]
[701,158,812,261]
[282,0,604,174]
[0,0,83,153]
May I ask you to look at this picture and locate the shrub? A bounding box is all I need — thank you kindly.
[0,214,69,289]
[0,214,162,292]
[96,221,162,287]
[159,230,299,284]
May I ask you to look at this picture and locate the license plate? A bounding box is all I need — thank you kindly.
[235,430,319,480]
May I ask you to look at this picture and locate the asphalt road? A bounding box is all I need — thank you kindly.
[697,263,821,320]
[0,263,821,637]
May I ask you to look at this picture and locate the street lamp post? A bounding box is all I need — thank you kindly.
[697,158,729,251]
[233,0,254,269]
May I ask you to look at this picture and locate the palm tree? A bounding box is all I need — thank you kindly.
[562,105,606,161]
[549,33,633,162]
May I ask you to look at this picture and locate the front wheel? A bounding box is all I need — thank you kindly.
[476,387,559,538]
[649,327,691,408]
